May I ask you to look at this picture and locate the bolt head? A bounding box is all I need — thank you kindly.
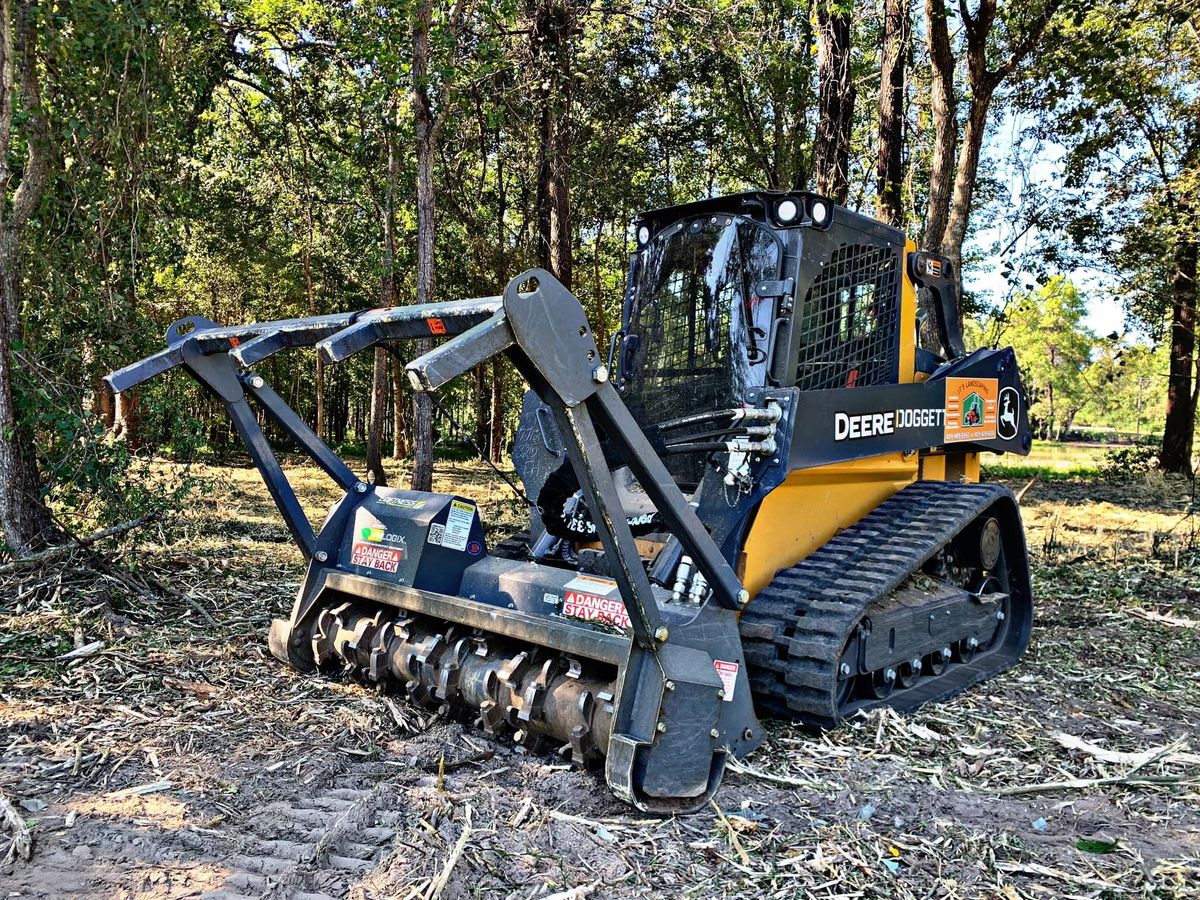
[315,550,329,563]
[996,610,1006,621]
[710,728,720,738]
[654,626,669,642]
[736,589,750,605]
[656,722,667,733]
[911,658,922,671]
[839,663,852,677]
[251,376,265,389]
[664,679,676,691]
[354,482,368,493]
[592,364,609,383]
[717,689,726,699]
[743,728,754,741]
[884,668,896,682]
[942,646,952,659]
[967,637,979,649]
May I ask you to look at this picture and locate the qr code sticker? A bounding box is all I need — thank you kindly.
[427,523,446,546]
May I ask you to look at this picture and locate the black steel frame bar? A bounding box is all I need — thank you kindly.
[240,376,359,492]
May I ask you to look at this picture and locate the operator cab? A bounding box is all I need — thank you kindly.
[511,191,966,568]
[619,192,913,484]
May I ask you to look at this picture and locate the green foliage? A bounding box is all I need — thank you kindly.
[1018,0,1200,338]
[990,277,1096,439]
[6,0,1197,532]
[1100,443,1162,481]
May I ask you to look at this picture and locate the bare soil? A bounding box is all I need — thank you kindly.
[2,460,1199,899]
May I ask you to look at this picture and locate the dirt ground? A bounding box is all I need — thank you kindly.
[2,460,1199,899]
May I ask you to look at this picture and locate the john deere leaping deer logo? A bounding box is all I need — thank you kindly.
[961,392,984,427]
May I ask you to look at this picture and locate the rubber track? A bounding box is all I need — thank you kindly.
[739,480,1021,728]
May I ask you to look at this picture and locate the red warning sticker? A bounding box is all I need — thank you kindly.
[562,591,632,630]
[426,317,447,335]
[714,660,739,701]
[350,542,403,573]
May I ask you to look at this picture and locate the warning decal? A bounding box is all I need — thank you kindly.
[563,574,618,596]
[441,500,475,552]
[943,377,998,443]
[714,660,738,701]
[350,542,403,573]
[562,591,632,630]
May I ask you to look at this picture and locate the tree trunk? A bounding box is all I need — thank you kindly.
[366,347,389,485]
[410,0,436,492]
[924,0,1063,266]
[530,0,573,287]
[95,378,115,427]
[113,390,142,448]
[489,358,505,463]
[1046,382,1055,441]
[876,0,910,227]
[391,358,408,459]
[0,1,56,555]
[940,84,995,271]
[303,204,324,439]
[813,0,855,204]
[1161,234,1197,474]
[368,114,400,486]
[0,232,54,555]
[314,356,325,439]
[473,364,490,456]
[922,0,956,249]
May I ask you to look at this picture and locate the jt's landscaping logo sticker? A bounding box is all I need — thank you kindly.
[943,377,998,443]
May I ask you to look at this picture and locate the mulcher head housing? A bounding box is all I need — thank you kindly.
[108,192,1035,812]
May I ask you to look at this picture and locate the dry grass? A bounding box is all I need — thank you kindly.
[2,458,1199,898]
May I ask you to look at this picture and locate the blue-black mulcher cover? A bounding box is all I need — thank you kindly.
[338,488,488,596]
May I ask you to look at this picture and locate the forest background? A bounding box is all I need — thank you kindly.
[0,0,1197,555]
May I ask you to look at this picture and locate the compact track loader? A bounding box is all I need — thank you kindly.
[108,192,1034,812]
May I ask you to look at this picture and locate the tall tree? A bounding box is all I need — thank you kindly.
[409,0,437,492]
[814,0,855,202]
[529,0,575,286]
[368,105,401,487]
[1022,0,1199,472]
[922,0,1066,268]
[0,0,55,554]
[678,0,816,191]
[1163,209,1198,471]
[877,0,911,226]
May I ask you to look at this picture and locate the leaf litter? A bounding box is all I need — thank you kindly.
[1,460,1198,898]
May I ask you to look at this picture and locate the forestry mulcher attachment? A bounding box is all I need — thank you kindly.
[108,193,1034,812]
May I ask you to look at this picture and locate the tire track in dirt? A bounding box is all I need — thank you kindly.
[196,777,407,900]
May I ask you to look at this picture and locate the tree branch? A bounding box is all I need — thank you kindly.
[994,0,1067,84]
[8,0,50,232]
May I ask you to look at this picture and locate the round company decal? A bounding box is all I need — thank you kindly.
[467,540,483,556]
[997,386,1020,441]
